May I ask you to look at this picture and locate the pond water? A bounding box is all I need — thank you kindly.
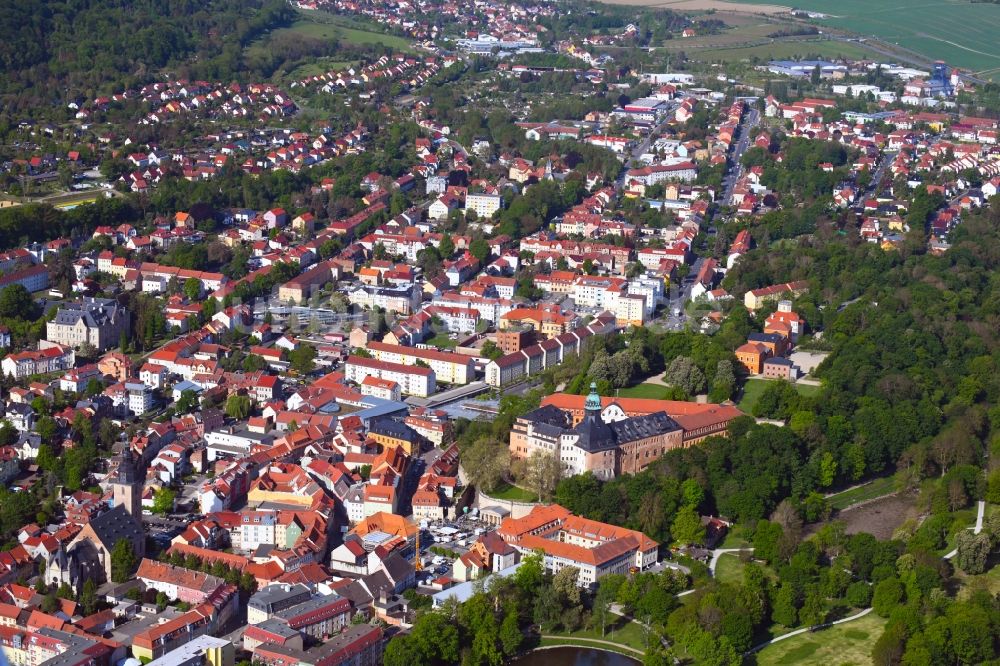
[511,647,641,666]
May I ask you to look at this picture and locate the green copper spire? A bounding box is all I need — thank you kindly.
[585,382,601,412]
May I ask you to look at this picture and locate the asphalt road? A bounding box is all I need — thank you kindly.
[852,150,896,213]
[721,106,761,207]
[615,104,681,191]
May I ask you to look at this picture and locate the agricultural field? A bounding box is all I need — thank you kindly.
[752,612,887,666]
[597,0,790,14]
[689,38,886,63]
[725,0,1000,75]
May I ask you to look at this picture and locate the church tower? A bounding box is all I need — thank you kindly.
[112,449,142,519]
[583,382,603,424]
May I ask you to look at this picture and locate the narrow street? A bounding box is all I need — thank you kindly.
[852,150,896,214]
[614,104,681,191]
[720,105,760,208]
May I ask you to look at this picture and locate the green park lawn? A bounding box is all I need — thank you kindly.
[826,475,898,510]
[795,383,822,398]
[737,378,769,413]
[753,613,887,666]
[426,333,458,349]
[955,559,1000,598]
[715,552,777,587]
[719,524,751,549]
[616,383,677,399]
[541,616,650,654]
[714,553,746,587]
[487,481,537,502]
[738,379,820,414]
[247,12,412,67]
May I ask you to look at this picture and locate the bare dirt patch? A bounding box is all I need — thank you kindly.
[832,493,919,540]
[595,0,792,15]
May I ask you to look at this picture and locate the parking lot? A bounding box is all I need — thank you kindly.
[416,513,498,578]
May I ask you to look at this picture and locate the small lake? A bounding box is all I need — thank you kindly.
[511,647,641,666]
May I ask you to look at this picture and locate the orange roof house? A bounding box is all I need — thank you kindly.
[735,342,769,375]
[350,512,418,542]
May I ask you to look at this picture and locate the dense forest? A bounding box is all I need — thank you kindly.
[0,0,296,111]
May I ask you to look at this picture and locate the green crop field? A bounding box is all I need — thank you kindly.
[691,39,885,63]
[656,15,886,63]
[727,0,1000,75]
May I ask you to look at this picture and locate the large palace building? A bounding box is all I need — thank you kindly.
[510,386,743,479]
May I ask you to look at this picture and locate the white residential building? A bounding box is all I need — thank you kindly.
[464,193,502,219]
[126,382,154,416]
[366,341,473,385]
[344,355,436,397]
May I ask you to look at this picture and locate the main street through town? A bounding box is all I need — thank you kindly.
[720,104,761,208]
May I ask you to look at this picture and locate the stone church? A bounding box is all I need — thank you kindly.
[47,451,146,591]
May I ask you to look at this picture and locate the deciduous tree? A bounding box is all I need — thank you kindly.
[671,505,706,545]
[110,538,137,583]
[954,531,991,575]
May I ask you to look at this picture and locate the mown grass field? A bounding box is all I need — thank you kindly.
[737,378,770,413]
[541,615,651,653]
[426,333,459,349]
[714,552,747,586]
[486,481,537,502]
[719,524,751,548]
[270,17,412,50]
[715,551,778,587]
[737,378,820,414]
[826,475,897,510]
[616,383,678,399]
[727,0,1000,75]
[287,60,357,79]
[753,613,887,666]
